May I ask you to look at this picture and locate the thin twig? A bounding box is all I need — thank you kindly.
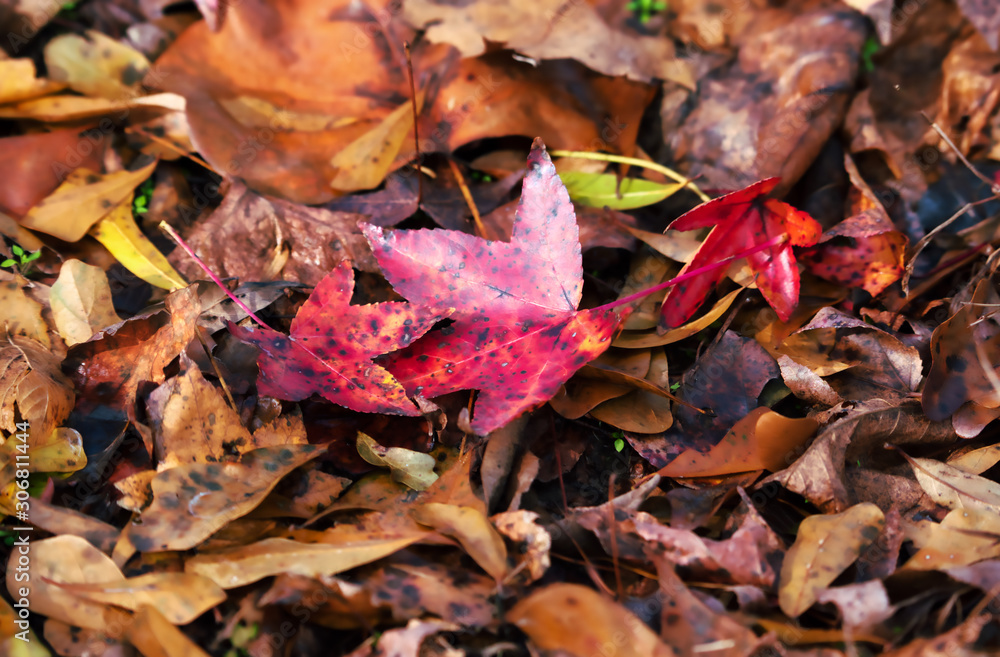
[159,222,269,329]
[404,41,423,205]
[922,112,1000,194]
[448,158,495,240]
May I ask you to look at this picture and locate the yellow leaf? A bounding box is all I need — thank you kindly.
[89,200,186,290]
[25,427,86,473]
[657,408,818,478]
[5,535,124,630]
[330,92,424,192]
[186,536,421,589]
[20,160,157,242]
[559,171,684,210]
[779,503,884,617]
[0,280,50,347]
[49,259,122,346]
[44,30,150,100]
[0,93,183,122]
[411,503,508,581]
[903,508,1000,570]
[0,58,65,104]
[357,431,438,491]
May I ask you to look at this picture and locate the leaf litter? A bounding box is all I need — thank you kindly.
[5,0,1000,655]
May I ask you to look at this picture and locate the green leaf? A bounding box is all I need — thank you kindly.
[11,244,24,256]
[558,171,684,210]
[23,251,41,263]
[1,259,15,267]
[614,438,625,452]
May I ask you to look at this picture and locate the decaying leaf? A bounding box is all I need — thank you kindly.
[779,503,885,617]
[506,583,672,657]
[124,445,323,552]
[357,432,438,491]
[48,259,122,347]
[0,335,75,441]
[186,535,423,589]
[18,160,157,242]
[5,535,124,630]
[410,502,508,581]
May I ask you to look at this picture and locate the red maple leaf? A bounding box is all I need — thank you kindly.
[660,178,822,330]
[229,262,448,415]
[363,139,626,434]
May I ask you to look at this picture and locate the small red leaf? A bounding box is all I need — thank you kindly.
[230,262,449,415]
[799,211,907,296]
[364,138,625,434]
[660,178,822,330]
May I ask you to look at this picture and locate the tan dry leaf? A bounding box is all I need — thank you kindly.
[44,30,151,100]
[356,432,438,491]
[903,508,1000,570]
[403,0,691,86]
[52,572,224,625]
[49,259,122,346]
[0,57,66,104]
[779,503,885,617]
[0,335,75,440]
[492,510,551,583]
[0,280,50,347]
[410,503,509,581]
[125,605,211,657]
[147,353,253,469]
[5,535,123,630]
[125,445,323,552]
[589,348,673,433]
[947,443,1000,475]
[19,160,157,242]
[901,453,1000,514]
[186,536,422,589]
